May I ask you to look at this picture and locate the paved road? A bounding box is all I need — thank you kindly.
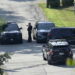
[0,0,75,75]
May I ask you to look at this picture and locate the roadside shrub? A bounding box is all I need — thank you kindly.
[0,52,11,75]
[49,0,60,8]
[0,18,6,34]
[66,58,75,66]
[62,0,74,7]
[66,58,73,66]
[0,68,3,75]
[0,52,11,65]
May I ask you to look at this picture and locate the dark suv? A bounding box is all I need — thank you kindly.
[0,22,23,44]
[42,39,73,64]
[47,27,75,45]
[33,22,55,43]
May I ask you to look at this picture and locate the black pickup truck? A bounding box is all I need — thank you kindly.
[0,22,23,44]
[47,27,75,45]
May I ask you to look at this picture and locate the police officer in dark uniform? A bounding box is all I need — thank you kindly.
[27,23,32,42]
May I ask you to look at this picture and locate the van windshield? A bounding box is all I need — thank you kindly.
[4,24,19,31]
[37,23,55,30]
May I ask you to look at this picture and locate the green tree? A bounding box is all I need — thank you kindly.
[62,0,74,7]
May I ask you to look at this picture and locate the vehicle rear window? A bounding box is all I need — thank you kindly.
[51,28,75,39]
[53,46,70,50]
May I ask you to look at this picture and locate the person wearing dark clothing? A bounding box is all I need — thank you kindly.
[27,23,32,42]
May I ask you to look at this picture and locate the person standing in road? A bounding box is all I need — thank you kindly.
[27,23,32,42]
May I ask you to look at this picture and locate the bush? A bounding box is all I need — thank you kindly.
[0,18,6,34]
[0,68,3,75]
[0,52,11,65]
[62,0,74,7]
[66,58,75,66]
[0,52,11,75]
[49,0,60,8]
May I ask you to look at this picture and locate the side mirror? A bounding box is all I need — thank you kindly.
[19,27,22,30]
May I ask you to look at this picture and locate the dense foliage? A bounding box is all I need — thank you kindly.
[48,0,60,8]
[0,53,11,75]
[62,0,74,6]
[51,0,60,8]
[47,0,74,8]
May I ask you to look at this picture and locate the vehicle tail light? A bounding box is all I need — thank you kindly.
[49,50,53,55]
[48,33,51,37]
[69,50,72,55]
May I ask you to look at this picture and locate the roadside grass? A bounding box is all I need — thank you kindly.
[0,18,6,34]
[66,58,75,66]
[39,3,75,27]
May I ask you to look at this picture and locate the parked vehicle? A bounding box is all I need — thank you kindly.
[33,22,55,43]
[47,27,75,45]
[42,39,73,65]
[0,22,23,44]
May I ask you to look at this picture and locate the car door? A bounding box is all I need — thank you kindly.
[44,44,50,59]
[46,44,52,56]
[42,44,48,59]
[33,25,37,38]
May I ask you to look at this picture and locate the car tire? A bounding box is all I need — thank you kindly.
[47,57,52,65]
[0,40,5,45]
[33,36,36,40]
[36,40,40,43]
[1,42,4,45]
[48,59,52,65]
[36,37,41,43]
[18,35,23,44]
[36,39,40,43]
[43,53,47,60]
[19,39,23,44]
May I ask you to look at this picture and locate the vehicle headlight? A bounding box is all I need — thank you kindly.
[1,32,6,36]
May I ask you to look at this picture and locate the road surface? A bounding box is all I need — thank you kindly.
[0,0,75,75]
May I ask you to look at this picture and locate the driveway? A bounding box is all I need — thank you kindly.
[0,0,75,75]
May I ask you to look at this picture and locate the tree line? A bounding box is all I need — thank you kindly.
[47,0,74,8]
